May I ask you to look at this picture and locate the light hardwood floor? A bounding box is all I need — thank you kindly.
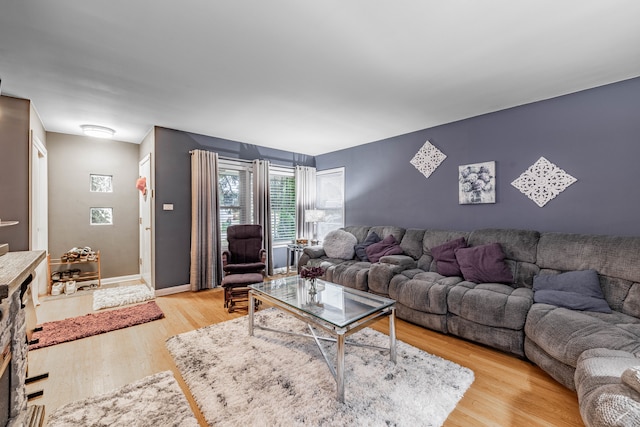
[26,286,583,426]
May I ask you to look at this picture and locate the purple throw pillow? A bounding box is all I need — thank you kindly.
[430,237,467,276]
[354,231,381,261]
[454,243,513,284]
[365,234,403,263]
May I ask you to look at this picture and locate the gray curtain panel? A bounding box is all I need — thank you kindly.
[295,165,317,241]
[190,150,223,290]
[253,159,273,276]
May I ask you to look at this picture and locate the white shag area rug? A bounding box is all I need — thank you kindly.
[46,370,198,427]
[167,309,475,426]
[93,284,155,310]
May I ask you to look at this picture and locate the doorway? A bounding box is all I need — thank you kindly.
[139,154,153,288]
[31,132,48,301]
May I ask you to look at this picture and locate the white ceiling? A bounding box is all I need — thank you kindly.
[1,1,639,156]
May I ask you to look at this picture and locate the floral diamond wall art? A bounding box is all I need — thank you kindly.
[459,161,496,204]
[511,156,577,207]
[410,140,447,179]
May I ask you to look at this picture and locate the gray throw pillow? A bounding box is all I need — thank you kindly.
[533,269,611,313]
[323,229,358,260]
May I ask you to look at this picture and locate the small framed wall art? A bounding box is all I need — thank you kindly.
[458,161,496,204]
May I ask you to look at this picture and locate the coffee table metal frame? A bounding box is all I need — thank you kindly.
[248,277,396,403]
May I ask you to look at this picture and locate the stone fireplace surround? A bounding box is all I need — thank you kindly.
[0,251,45,427]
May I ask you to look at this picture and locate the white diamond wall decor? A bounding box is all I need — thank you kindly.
[410,140,447,179]
[511,156,577,207]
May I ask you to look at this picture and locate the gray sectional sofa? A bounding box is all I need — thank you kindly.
[298,226,640,427]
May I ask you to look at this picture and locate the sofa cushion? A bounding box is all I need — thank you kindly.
[622,366,640,395]
[365,234,403,263]
[354,231,381,261]
[533,269,611,313]
[575,349,640,427]
[447,281,533,330]
[454,243,513,284]
[525,304,640,369]
[323,229,357,259]
[431,237,467,276]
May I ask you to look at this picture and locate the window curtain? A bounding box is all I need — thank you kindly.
[295,166,317,240]
[190,150,223,290]
[253,159,273,276]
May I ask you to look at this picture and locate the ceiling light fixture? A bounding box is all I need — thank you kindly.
[80,124,115,139]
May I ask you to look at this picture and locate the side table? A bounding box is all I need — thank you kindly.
[286,244,307,273]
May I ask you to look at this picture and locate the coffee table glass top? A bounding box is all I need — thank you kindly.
[249,275,395,328]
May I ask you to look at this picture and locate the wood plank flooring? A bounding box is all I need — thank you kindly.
[26,286,583,426]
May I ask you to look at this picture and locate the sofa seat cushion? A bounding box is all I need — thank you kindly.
[447,281,533,330]
[525,304,640,368]
[575,348,640,427]
[325,261,371,291]
[393,272,463,314]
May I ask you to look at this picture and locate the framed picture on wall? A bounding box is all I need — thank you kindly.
[458,161,496,204]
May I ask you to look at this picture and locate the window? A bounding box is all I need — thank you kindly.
[90,207,113,225]
[218,160,253,248]
[316,167,345,240]
[90,174,113,192]
[270,168,296,245]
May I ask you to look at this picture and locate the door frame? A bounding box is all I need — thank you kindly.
[30,131,48,301]
[139,153,154,288]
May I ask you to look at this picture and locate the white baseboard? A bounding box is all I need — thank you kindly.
[155,284,191,297]
[101,274,142,286]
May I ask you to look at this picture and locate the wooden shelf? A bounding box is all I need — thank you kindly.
[47,251,101,294]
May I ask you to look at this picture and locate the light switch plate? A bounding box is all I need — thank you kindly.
[163,204,174,211]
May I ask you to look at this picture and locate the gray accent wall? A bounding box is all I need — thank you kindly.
[47,133,140,279]
[0,95,30,251]
[316,77,640,237]
[153,127,314,289]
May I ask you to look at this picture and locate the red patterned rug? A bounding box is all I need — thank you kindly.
[29,301,165,350]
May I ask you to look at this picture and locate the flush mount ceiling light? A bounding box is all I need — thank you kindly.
[80,124,115,139]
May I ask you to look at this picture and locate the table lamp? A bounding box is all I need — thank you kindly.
[304,209,326,245]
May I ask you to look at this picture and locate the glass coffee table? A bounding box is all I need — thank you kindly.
[248,275,396,403]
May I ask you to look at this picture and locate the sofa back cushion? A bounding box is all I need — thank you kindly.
[399,229,426,260]
[368,226,406,244]
[537,232,640,317]
[342,226,371,244]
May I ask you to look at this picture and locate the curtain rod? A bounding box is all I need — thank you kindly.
[189,150,253,164]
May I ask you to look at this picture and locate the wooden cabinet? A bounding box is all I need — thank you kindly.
[47,251,101,294]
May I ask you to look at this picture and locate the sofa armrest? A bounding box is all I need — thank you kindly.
[303,245,326,259]
[379,254,417,269]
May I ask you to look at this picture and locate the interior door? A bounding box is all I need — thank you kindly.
[139,154,153,288]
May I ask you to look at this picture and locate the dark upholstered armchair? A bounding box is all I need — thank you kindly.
[221,224,266,311]
[222,224,266,276]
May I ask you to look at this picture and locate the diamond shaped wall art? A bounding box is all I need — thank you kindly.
[410,140,447,179]
[511,156,577,207]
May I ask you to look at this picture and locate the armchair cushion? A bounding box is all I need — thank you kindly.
[224,262,266,274]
